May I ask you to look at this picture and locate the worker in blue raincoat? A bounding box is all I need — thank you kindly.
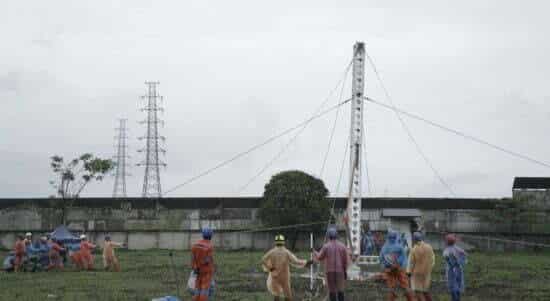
[399,233,409,258]
[361,231,376,255]
[443,234,467,301]
[379,230,414,301]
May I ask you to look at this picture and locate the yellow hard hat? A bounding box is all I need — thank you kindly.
[275,234,285,244]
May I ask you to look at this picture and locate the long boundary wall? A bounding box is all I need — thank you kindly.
[1,196,545,251]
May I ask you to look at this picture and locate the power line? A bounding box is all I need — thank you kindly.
[429,230,550,249]
[230,221,328,234]
[319,65,349,177]
[365,96,550,170]
[237,61,353,193]
[363,118,372,195]
[164,98,353,195]
[365,51,456,196]
[327,135,350,226]
[335,136,350,196]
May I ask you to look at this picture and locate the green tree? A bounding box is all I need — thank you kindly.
[258,170,330,249]
[49,153,114,224]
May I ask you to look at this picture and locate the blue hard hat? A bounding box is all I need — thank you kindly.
[413,232,423,242]
[327,227,338,239]
[387,230,398,241]
[201,227,213,240]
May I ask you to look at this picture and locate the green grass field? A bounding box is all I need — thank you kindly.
[0,249,549,300]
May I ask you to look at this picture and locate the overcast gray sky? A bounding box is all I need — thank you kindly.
[1,0,549,199]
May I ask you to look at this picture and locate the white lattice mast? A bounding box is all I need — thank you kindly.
[113,119,130,198]
[138,81,166,198]
[347,42,365,257]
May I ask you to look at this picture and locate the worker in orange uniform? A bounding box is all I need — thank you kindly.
[47,238,65,271]
[79,234,97,270]
[102,235,125,272]
[69,242,83,270]
[191,227,215,301]
[13,235,26,272]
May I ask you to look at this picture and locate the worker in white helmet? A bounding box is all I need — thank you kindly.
[23,232,32,245]
[79,234,97,270]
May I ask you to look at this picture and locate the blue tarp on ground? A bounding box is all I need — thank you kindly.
[50,225,80,244]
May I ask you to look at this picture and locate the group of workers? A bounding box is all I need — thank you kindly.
[379,231,467,301]
[10,227,465,301]
[189,227,467,301]
[11,232,125,273]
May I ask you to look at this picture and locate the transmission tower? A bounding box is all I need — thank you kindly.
[138,81,166,198]
[113,119,130,198]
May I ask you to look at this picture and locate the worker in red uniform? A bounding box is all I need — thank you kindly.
[47,238,65,271]
[13,235,26,272]
[79,234,97,270]
[191,227,215,301]
[69,244,83,270]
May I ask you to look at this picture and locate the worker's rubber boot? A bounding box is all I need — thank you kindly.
[273,297,280,301]
[423,292,433,301]
[337,291,345,301]
[329,293,338,301]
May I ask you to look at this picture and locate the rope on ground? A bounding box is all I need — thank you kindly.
[365,96,550,170]
[164,98,353,195]
[365,50,456,197]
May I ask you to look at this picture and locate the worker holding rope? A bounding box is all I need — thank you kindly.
[407,232,435,301]
[313,227,349,301]
[262,234,312,301]
[379,230,414,301]
[443,234,467,301]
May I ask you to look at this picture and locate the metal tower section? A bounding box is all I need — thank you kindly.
[138,81,166,198]
[348,42,366,256]
[113,119,130,198]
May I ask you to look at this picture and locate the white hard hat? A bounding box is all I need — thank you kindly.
[25,232,32,237]
[80,234,87,239]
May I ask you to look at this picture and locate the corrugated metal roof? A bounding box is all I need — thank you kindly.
[381,208,422,217]
[513,177,550,189]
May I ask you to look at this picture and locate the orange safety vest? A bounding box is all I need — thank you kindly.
[191,239,214,274]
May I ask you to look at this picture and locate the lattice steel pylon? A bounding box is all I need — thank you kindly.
[113,119,130,198]
[347,42,366,257]
[138,81,166,198]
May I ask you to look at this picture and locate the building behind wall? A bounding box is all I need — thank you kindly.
[513,177,550,209]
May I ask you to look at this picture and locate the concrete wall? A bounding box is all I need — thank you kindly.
[0,196,543,251]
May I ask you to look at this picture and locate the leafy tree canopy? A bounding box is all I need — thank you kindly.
[258,170,330,248]
[50,153,114,199]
